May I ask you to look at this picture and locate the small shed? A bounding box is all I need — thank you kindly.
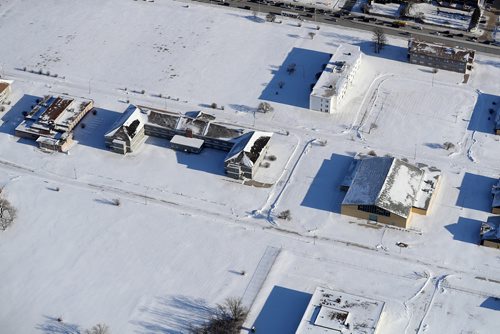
[170,135,204,153]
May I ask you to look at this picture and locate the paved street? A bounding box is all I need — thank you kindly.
[191,0,500,55]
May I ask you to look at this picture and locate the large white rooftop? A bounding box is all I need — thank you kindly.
[296,287,385,334]
[310,44,361,99]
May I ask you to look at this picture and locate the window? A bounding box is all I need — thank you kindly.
[358,205,390,217]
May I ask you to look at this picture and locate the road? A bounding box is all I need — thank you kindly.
[191,0,500,55]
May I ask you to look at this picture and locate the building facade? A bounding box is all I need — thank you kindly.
[0,80,12,104]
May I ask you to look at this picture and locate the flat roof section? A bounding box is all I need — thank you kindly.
[296,287,385,334]
[170,135,204,149]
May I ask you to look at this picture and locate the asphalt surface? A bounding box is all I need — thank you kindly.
[192,0,500,55]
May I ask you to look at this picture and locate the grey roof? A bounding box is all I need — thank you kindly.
[343,157,393,206]
[342,157,425,218]
[481,216,500,243]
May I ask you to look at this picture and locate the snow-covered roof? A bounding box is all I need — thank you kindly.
[408,39,474,62]
[311,44,361,98]
[492,179,500,209]
[224,131,272,168]
[104,105,146,139]
[295,287,385,334]
[481,216,500,243]
[342,157,425,218]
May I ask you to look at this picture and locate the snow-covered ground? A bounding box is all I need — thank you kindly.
[1,0,500,333]
[370,2,402,18]
[409,2,472,31]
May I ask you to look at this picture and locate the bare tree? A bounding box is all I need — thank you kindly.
[0,191,17,231]
[278,209,292,221]
[84,323,110,334]
[190,298,248,334]
[372,28,387,54]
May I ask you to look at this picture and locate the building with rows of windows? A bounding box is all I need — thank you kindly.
[309,44,361,113]
[408,39,475,73]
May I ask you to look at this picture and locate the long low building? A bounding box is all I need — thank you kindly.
[295,287,385,334]
[104,105,273,180]
[15,95,94,152]
[341,155,441,228]
[309,44,361,113]
[408,39,475,73]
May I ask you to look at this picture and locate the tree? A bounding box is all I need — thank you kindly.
[0,191,17,231]
[469,7,481,30]
[190,298,248,334]
[372,28,387,54]
[308,32,316,40]
[257,102,273,113]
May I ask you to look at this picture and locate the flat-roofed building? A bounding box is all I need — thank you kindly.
[480,216,500,249]
[408,39,475,73]
[15,95,94,152]
[170,135,204,153]
[310,44,361,113]
[296,287,385,334]
[0,79,12,104]
[341,156,441,228]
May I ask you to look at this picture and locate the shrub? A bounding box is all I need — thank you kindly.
[84,323,110,334]
[112,199,121,206]
[367,150,377,156]
[443,142,455,150]
[211,102,218,109]
[267,155,277,161]
[278,209,291,221]
[0,192,17,231]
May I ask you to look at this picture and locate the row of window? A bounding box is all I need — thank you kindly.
[357,205,391,217]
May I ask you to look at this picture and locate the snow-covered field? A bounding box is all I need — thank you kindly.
[409,2,472,31]
[1,0,500,333]
[370,2,402,18]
